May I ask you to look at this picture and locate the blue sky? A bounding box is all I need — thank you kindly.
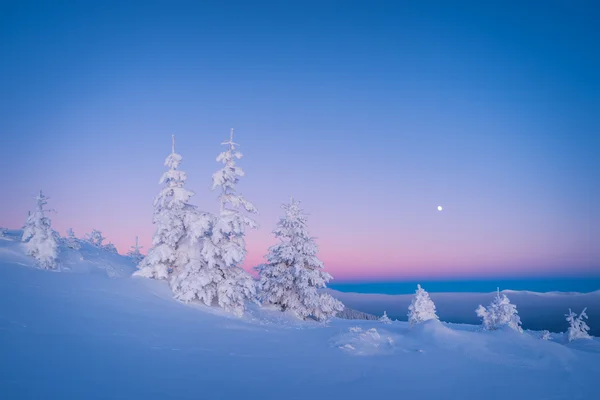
[1,0,598,279]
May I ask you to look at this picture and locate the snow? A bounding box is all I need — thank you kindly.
[476,288,523,332]
[325,288,600,336]
[256,197,343,321]
[170,130,257,316]
[408,284,439,325]
[1,234,599,399]
[566,308,592,342]
[21,191,58,269]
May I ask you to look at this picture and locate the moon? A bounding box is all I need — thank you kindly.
[437,206,443,211]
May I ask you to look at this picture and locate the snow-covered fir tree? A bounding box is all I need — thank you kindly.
[65,228,80,249]
[380,311,392,324]
[127,236,144,263]
[134,136,201,281]
[565,308,591,342]
[86,229,106,247]
[172,129,257,317]
[476,288,523,332]
[255,197,343,321]
[21,191,59,269]
[407,284,439,326]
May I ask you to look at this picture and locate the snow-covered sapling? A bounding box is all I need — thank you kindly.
[476,288,523,332]
[565,308,591,342]
[255,197,343,321]
[134,135,199,280]
[127,236,144,263]
[380,311,392,324]
[408,284,439,326]
[103,242,118,254]
[22,190,59,269]
[540,330,551,340]
[86,229,106,247]
[65,228,81,249]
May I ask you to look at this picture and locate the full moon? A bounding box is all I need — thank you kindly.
[437,206,443,211]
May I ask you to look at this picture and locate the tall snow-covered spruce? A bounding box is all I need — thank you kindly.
[22,191,59,269]
[171,129,256,317]
[255,197,344,321]
[134,136,201,280]
[407,284,439,325]
[476,288,523,332]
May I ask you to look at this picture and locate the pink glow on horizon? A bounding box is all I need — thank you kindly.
[3,198,597,280]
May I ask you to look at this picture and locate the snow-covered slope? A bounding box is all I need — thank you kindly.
[1,233,599,400]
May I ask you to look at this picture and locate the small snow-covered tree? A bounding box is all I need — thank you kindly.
[22,191,59,269]
[255,197,343,321]
[476,288,523,332]
[134,135,198,281]
[0,227,7,237]
[565,308,591,342]
[127,236,144,263]
[103,242,118,254]
[380,311,392,324]
[172,129,257,317]
[65,228,80,249]
[408,284,439,326]
[86,229,106,247]
[541,330,551,340]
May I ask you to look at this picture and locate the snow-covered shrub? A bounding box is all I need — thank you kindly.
[255,197,343,321]
[565,308,591,342]
[22,191,58,269]
[65,228,81,250]
[86,229,106,247]
[336,307,378,321]
[103,242,118,254]
[408,284,439,326]
[380,311,392,324]
[171,130,256,317]
[127,236,144,263]
[476,288,523,333]
[134,135,201,281]
[0,227,7,237]
[540,330,551,340]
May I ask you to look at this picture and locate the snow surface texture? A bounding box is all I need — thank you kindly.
[255,198,343,321]
[2,233,600,399]
[326,288,600,336]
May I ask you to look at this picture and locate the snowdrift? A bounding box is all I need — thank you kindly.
[1,232,599,400]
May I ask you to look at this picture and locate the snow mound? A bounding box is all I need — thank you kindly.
[334,327,397,355]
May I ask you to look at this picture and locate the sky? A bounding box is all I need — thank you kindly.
[0,0,598,281]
